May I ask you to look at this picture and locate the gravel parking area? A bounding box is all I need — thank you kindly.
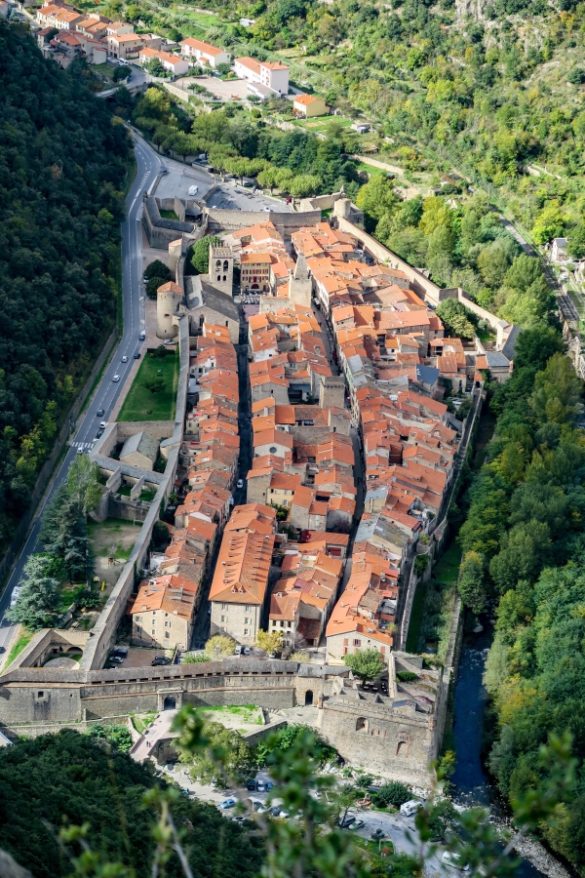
[176,75,252,103]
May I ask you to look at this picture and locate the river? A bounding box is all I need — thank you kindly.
[451,626,545,878]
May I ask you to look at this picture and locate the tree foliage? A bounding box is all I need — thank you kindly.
[0,731,263,878]
[256,629,284,656]
[190,235,222,275]
[456,323,585,869]
[343,648,385,683]
[0,23,130,557]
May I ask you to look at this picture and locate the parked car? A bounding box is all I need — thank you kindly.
[133,351,141,359]
[100,421,107,429]
[371,829,387,841]
[234,645,244,656]
[245,778,257,791]
[96,428,104,439]
[256,780,273,793]
[139,331,146,341]
[112,374,120,383]
[188,185,199,196]
[121,355,128,363]
[351,819,365,831]
[236,478,244,489]
[338,816,356,829]
[10,587,21,608]
[400,800,424,818]
[151,656,171,666]
[219,797,237,810]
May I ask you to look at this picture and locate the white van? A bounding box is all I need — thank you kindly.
[400,799,423,817]
[188,185,199,196]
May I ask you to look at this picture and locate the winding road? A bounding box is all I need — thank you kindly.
[0,132,162,659]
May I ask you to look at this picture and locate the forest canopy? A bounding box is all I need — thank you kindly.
[0,22,131,555]
[0,730,264,878]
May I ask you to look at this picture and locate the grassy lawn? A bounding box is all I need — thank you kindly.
[118,349,179,422]
[5,629,33,667]
[159,209,179,220]
[198,704,263,723]
[131,712,158,734]
[57,583,86,615]
[88,518,142,568]
[355,161,385,178]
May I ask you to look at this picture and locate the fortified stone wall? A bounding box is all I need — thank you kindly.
[318,696,435,787]
[206,208,322,236]
[83,318,190,672]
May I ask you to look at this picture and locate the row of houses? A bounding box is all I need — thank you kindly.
[36,0,332,111]
[287,224,463,659]
[187,212,468,662]
[129,324,241,651]
[208,282,358,649]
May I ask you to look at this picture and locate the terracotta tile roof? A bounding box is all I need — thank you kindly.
[181,37,224,55]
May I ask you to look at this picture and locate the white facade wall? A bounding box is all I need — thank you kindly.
[210,600,262,645]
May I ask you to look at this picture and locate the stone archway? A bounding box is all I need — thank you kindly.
[163,695,176,711]
[304,689,314,706]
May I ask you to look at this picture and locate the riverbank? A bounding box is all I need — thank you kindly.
[452,626,573,878]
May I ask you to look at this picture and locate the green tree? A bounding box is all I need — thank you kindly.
[256,630,284,656]
[205,634,236,658]
[371,782,411,809]
[436,299,476,340]
[457,551,487,615]
[355,175,398,230]
[179,720,254,785]
[343,648,385,683]
[191,235,222,275]
[532,202,566,245]
[476,237,517,288]
[88,724,133,753]
[7,553,59,629]
[144,259,172,300]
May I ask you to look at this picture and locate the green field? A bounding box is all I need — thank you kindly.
[118,350,179,421]
[5,630,33,667]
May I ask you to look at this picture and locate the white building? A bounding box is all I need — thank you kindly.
[233,56,289,95]
[180,37,230,69]
[139,47,189,76]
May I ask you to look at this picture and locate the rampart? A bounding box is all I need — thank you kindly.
[84,316,190,672]
[206,208,322,236]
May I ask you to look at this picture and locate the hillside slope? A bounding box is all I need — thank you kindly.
[0,22,131,556]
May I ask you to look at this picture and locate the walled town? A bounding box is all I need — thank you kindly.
[0,181,513,791]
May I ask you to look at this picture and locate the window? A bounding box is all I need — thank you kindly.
[220,615,225,623]
[37,691,44,699]
[356,717,368,732]
[217,275,221,282]
[244,628,249,636]
[164,632,170,639]
[353,639,361,647]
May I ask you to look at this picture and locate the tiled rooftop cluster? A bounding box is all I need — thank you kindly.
[289,223,462,661]
[206,217,464,659]
[224,222,295,296]
[129,325,240,651]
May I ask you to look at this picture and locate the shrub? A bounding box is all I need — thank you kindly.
[371,782,411,809]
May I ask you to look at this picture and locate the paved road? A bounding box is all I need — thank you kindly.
[0,133,162,659]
